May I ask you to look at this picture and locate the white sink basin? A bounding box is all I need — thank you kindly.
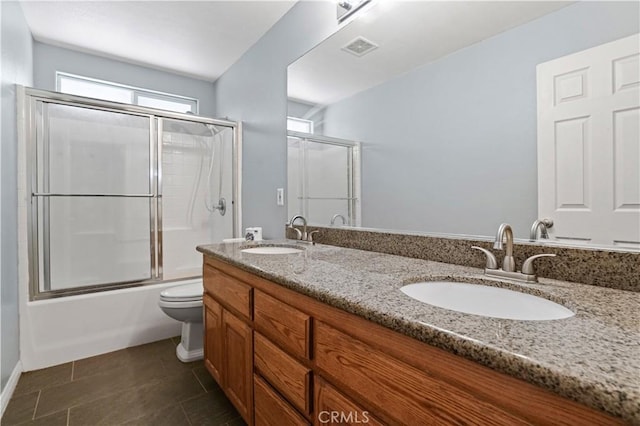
[400,281,574,321]
[241,246,303,255]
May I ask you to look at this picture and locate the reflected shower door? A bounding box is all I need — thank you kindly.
[160,119,234,280]
[287,134,360,226]
[36,103,153,291]
[306,141,352,224]
[287,136,304,219]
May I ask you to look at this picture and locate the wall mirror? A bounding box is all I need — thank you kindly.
[287,1,640,251]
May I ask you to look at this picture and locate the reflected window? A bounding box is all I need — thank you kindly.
[287,116,314,133]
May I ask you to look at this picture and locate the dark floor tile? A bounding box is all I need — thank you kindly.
[13,364,72,396]
[1,391,39,425]
[170,336,181,346]
[222,416,247,426]
[121,404,190,426]
[73,339,175,380]
[35,358,164,418]
[67,370,204,425]
[192,365,219,392]
[138,338,181,361]
[181,392,241,426]
[15,409,68,426]
[161,353,202,376]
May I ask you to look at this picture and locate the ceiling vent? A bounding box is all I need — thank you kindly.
[341,36,379,57]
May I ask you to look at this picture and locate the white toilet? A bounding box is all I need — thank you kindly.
[158,281,204,362]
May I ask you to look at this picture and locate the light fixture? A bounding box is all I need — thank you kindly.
[337,0,371,23]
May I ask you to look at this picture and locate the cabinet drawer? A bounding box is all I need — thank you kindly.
[254,375,310,426]
[314,377,383,426]
[254,290,311,359]
[314,321,527,426]
[204,264,252,320]
[255,333,311,414]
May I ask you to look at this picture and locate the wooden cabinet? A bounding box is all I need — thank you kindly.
[254,290,312,359]
[222,310,253,422]
[315,321,526,425]
[203,256,621,426]
[314,377,383,426]
[203,265,254,425]
[254,375,310,426]
[203,294,223,383]
[204,263,252,320]
[254,332,311,414]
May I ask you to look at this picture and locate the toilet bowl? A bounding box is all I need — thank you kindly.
[158,281,204,362]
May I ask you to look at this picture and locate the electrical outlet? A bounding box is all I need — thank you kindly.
[276,188,284,206]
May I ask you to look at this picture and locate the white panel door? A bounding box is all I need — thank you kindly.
[537,34,640,249]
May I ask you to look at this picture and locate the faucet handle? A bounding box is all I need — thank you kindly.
[288,226,302,240]
[522,253,556,275]
[308,230,320,243]
[471,246,498,270]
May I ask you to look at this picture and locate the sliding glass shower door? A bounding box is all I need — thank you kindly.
[160,119,235,280]
[27,88,240,299]
[36,103,154,291]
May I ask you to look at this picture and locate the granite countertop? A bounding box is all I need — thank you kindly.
[197,240,640,423]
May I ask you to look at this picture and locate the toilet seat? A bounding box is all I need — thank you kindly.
[160,282,203,303]
[158,298,202,309]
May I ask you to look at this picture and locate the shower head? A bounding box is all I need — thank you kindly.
[205,123,225,136]
[164,120,226,137]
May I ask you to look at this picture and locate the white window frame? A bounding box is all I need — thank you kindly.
[56,72,199,114]
[287,116,314,134]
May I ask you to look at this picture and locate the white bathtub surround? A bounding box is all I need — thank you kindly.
[19,282,183,371]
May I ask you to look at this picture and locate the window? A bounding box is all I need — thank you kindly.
[136,94,193,114]
[287,116,314,133]
[56,73,198,114]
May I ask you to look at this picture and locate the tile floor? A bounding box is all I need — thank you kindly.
[2,337,245,426]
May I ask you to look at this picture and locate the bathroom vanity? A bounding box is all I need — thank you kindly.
[198,241,637,425]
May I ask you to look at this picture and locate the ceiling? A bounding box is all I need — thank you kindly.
[20,1,297,82]
[288,1,572,105]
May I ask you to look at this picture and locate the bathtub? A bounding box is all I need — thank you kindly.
[18,279,202,371]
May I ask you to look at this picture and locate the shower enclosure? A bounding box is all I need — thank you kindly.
[24,88,241,300]
[287,131,361,226]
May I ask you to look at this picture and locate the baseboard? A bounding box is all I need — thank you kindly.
[0,361,23,418]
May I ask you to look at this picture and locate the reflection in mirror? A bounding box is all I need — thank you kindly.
[287,129,361,227]
[287,1,640,251]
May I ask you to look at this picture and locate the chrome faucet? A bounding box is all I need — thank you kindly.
[530,218,553,241]
[493,223,515,272]
[471,222,556,283]
[288,215,307,241]
[330,214,346,226]
[287,215,319,243]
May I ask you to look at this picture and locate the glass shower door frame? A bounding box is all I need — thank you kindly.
[287,131,361,226]
[32,99,158,295]
[24,87,241,300]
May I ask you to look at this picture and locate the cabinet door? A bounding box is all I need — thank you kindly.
[223,310,254,424]
[204,294,223,384]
